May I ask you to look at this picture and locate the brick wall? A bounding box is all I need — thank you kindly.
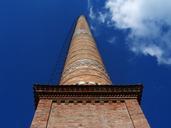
[59,16,112,85]
[47,102,133,128]
[31,99,52,128]
[125,100,150,128]
[31,99,150,128]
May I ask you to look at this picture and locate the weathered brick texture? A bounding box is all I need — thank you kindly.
[31,99,52,128]
[59,16,112,85]
[31,100,150,128]
[47,102,134,128]
[125,99,150,128]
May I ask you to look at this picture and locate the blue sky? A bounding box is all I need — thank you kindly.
[0,0,171,127]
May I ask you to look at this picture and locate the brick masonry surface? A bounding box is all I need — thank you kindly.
[31,99,52,128]
[59,16,112,85]
[125,100,150,128]
[47,102,133,128]
[31,99,150,128]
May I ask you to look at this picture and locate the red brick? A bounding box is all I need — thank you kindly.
[125,99,150,128]
[31,99,52,128]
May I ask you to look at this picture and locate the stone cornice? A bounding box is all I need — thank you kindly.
[33,84,143,109]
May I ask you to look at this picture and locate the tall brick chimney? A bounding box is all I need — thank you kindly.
[31,15,150,128]
[59,15,112,85]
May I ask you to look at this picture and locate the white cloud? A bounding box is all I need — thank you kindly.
[88,0,171,65]
[89,7,95,20]
[88,3,107,24]
[106,0,142,30]
[98,12,108,23]
[108,37,116,44]
[141,45,171,64]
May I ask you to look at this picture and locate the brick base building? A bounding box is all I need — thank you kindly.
[31,16,150,128]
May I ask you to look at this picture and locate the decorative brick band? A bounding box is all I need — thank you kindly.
[59,16,112,85]
[33,84,143,109]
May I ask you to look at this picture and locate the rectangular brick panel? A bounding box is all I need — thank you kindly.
[125,99,150,128]
[31,99,52,128]
[47,102,134,128]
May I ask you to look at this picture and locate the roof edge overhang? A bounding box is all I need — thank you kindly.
[33,84,143,109]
